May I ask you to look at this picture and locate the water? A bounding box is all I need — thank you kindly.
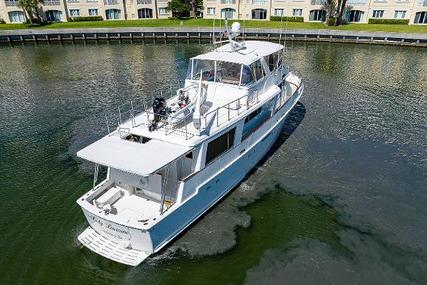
[0,41,426,284]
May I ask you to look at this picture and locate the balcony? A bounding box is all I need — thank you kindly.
[252,0,268,4]
[104,0,119,4]
[347,0,368,4]
[221,0,236,4]
[44,0,60,5]
[137,0,152,4]
[4,0,19,6]
[310,0,325,5]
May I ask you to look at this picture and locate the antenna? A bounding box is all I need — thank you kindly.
[279,14,283,46]
[212,18,215,50]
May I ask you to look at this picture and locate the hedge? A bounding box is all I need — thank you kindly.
[270,16,304,22]
[368,18,409,25]
[68,16,104,22]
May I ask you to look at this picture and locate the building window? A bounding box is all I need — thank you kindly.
[205,128,236,165]
[8,11,25,22]
[159,7,168,15]
[207,7,215,15]
[252,8,267,19]
[293,9,303,16]
[69,9,80,17]
[372,10,384,18]
[348,10,364,22]
[105,8,121,19]
[309,9,326,21]
[274,8,284,16]
[138,8,152,18]
[45,10,62,21]
[88,8,98,16]
[252,0,267,3]
[221,8,236,19]
[394,10,406,19]
[414,11,427,24]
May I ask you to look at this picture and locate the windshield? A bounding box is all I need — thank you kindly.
[186,59,243,85]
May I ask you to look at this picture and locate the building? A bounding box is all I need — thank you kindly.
[0,0,426,24]
[203,0,427,24]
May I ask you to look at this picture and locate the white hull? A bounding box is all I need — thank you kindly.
[78,82,302,265]
[76,40,304,266]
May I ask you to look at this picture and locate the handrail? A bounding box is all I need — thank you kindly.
[202,89,260,130]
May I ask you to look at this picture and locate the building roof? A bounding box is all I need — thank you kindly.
[193,41,283,65]
[77,135,192,176]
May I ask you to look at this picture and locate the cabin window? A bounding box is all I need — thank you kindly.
[242,100,275,141]
[251,60,265,82]
[264,54,275,72]
[241,65,255,85]
[188,59,216,81]
[205,128,236,165]
[216,61,241,85]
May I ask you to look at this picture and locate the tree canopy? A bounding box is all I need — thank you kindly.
[167,0,203,18]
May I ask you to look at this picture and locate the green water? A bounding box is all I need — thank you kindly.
[0,41,426,284]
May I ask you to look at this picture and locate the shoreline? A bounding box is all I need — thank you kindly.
[1,27,426,47]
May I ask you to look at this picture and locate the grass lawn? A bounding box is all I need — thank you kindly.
[0,19,426,33]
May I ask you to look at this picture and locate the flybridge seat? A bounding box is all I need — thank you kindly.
[77,135,192,176]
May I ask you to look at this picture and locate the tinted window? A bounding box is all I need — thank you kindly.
[251,60,265,81]
[242,99,275,141]
[241,65,255,85]
[216,61,241,85]
[206,128,236,165]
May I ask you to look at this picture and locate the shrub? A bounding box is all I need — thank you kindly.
[69,16,103,22]
[0,18,6,24]
[327,17,335,26]
[25,18,48,27]
[368,18,409,25]
[270,16,304,22]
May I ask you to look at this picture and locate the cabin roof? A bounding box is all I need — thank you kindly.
[193,41,283,65]
[77,135,192,176]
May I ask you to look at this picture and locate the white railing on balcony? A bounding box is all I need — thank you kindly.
[104,0,119,5]
[252,0,268,4]
[310,0,325,5]
[137,0,152,4]
[347,0,368,4]
[44,0,60,5]
[221,0,236,4]
[4,0,19,6]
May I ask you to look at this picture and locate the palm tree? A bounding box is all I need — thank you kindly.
[334,0,347,25]
[31,0,44,22]
[321,0,336,21]
[18,0,33,24]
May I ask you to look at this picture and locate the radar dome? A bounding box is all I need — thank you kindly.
[231,22,240,34]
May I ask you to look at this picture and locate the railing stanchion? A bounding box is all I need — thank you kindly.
[227,104,230,121]
[130,100,135,127]
[105,112,110,134]
[216,109,219,127]
[118,106,122,125]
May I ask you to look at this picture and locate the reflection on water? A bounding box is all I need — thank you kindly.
[0,41,426,285]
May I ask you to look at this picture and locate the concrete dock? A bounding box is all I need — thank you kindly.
[0,27,426,47]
